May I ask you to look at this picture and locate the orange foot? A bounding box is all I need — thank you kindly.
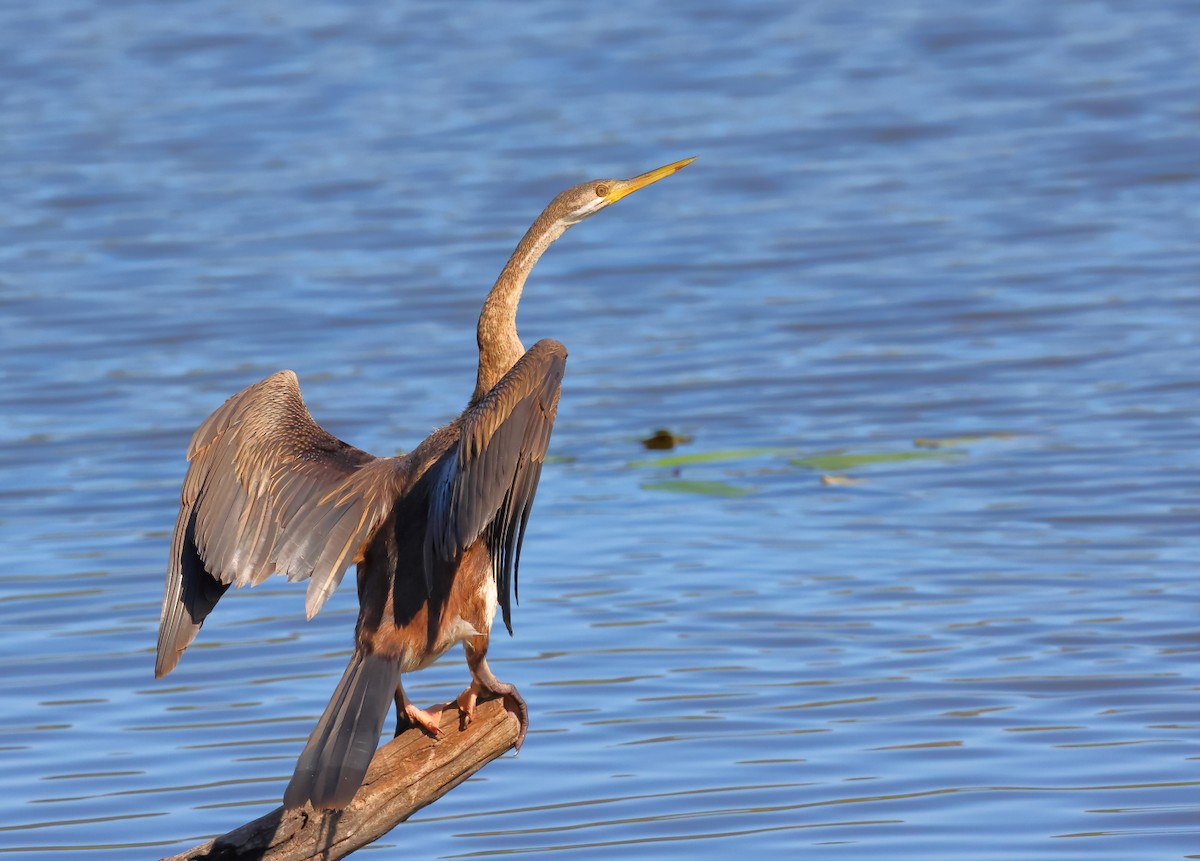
[457,682,482,724]
[457,680,528,749]
[401,701,443,737]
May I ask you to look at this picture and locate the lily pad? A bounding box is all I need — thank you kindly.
[914,432,1015,449]
[640,479,754,497]
[791,449,965,472]
[630,447,790,469]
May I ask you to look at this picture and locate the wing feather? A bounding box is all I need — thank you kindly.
[155,370,399,677]
[424,339,567,632]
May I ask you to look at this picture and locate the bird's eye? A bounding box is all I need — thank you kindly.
[594,184,610,198]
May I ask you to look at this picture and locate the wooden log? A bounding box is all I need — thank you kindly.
[161,696,521,861]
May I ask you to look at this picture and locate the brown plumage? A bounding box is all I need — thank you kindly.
[154,157,694,810]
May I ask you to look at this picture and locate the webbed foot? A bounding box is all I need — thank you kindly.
[457,670,528,749]
[394,683,443,738]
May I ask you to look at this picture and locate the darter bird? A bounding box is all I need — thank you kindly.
[154,157,695,810]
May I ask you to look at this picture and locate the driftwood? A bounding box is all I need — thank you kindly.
[161,696,521,861]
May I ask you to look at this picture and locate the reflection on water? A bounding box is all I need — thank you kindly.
[2,0,1199,858]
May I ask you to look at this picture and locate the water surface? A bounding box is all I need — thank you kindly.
[1,1,1197,858]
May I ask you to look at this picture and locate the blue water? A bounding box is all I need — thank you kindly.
[1,1,1198,858]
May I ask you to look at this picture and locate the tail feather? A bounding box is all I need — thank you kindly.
[283,652,399,810]
[155,511,230,678]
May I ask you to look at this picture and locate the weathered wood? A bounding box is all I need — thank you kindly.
[161,696,520,861]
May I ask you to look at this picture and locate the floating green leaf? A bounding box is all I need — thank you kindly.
[791,449,965,472]
[640,479,754,497]
[914,432,1015,449]
[629,447,790,469]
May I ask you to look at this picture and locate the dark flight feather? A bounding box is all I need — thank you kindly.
[424,339,566,632]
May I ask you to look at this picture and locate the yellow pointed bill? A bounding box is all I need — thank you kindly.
[605,156,696,204]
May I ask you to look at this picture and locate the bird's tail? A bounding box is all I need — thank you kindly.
[283,652,399,810]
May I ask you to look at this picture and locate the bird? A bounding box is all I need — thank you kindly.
[153,156,695,811]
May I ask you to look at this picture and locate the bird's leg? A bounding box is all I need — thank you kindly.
[457,636,528,749]
[393,676,442,738]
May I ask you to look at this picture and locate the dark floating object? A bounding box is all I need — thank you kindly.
[154,157,695,812]
[641,428,693,450]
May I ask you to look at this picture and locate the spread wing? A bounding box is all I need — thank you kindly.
[155,370,400,678]
[424,339,567,633]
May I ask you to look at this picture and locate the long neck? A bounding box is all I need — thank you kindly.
[473,211,567,402]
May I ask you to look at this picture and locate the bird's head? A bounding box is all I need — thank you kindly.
[546,156,696,228]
